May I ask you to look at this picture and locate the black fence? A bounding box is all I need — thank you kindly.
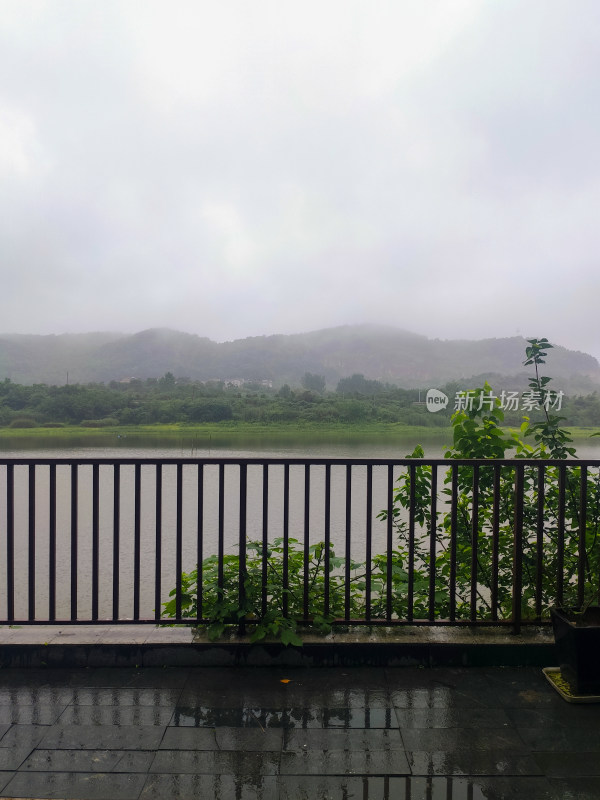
[0,457,599,632]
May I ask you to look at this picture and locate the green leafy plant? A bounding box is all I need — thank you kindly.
[521,337,575,459]
[163,537,365,645]
[378,340,600,620]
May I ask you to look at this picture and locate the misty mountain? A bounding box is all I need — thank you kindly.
[0,325,598,393]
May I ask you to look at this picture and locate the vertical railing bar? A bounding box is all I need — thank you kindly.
[470,465,479,623]
[578,465,588,608]
[218,463,225,610]
[49,463,56,621]
[113,464,120,621]
[428,465,438,622]
[303,465,310,619]
[385,465,394,622]
[449,465,458,621]
[6,464,14,622]
[28,465,35,622]
[70,464,78,621]
[535,465,545,621]
[196,464,203,623]
[365,464,373,622]
[283,464,290,619]
[407,464,415,622]
[91,463,99,621]
[594,467,600,600]
[175,463,183,620]
[238,463,247,634]
[491,464,500,622]
[324,464,331,617]
[344,464,352,621]
[556,464,565,607]
[261,464,268,618]
[512,463,524,634]
[153,464,161,622]
[133,463,141,620]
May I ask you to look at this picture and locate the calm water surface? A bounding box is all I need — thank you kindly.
[2,427,600,459]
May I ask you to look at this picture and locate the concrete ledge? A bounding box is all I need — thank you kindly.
[0,625,556,668]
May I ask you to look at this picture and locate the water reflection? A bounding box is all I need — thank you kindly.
[135,775,525,799]
[0,669,572,799]
[0,430,452,460]
[170,705,399,730]
[1,429,599,459]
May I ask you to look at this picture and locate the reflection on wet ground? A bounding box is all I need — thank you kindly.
[0,665,596,798]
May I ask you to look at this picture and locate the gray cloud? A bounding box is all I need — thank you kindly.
[1,0,599,358]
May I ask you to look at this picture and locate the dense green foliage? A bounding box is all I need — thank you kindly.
[162,534,442,643]
[162,340,600,643]
[0,376,441,427]
[2,371,600,429]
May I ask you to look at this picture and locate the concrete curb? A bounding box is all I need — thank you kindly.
[0,625,557,668]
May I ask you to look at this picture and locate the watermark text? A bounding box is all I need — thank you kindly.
[425,389,564,413]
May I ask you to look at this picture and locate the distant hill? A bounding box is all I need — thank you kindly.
[0,325,598,393]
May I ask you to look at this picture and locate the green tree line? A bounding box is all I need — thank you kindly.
[1,371,600,428]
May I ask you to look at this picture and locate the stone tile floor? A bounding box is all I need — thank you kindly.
[0,665,595,799]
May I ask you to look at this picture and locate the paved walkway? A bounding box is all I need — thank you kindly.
[0,665,596,799]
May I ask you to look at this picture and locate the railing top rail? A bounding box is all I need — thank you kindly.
[0,456,599,467]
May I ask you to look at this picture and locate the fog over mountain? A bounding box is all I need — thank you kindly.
[0,326,598,393]
[1,3,600,361]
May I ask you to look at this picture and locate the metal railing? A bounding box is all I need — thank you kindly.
[1,457,599,631]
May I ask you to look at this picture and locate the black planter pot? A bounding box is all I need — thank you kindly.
[551,606,600,694]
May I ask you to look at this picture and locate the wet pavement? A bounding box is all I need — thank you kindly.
[0,666,595,799]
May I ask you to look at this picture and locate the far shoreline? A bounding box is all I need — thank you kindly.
[0,422,597,442]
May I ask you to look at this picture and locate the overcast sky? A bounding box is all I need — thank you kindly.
[1,1,599,358]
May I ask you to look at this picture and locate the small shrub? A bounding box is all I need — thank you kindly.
[41,422,65,428]
[9,418,37,428]
[163,538,365,646]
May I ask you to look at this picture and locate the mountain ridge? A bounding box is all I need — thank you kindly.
[0,325,598,392]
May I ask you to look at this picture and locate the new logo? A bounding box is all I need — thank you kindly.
[426,389,449,413]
